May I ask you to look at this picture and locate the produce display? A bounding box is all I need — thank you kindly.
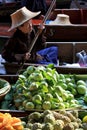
[1,110,87,130]
[0,64,87,110]
[22,110,87,130]
[13,65,87,110]
[0,112,24,130]
[0,65,87,129]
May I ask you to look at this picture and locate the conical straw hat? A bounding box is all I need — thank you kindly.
[49,14,71,25]
[8,6,41,31]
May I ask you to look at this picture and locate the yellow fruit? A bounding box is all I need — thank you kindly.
[83,115,87,123]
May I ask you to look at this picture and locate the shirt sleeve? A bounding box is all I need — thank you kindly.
[1,38,16,62]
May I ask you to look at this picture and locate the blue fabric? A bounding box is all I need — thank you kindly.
[45,20,52,24]
[36,46,58,65]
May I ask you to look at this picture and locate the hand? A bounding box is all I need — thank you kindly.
[24,52,31,60]
[38,23,45,33]
[14,52,31,62]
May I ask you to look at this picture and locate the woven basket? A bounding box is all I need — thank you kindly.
[0,78,11,101]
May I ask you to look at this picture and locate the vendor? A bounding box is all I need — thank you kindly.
[1,6,58,66]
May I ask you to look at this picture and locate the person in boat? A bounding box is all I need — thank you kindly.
[1,6,58,66]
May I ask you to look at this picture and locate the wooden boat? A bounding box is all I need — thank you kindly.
[0,9,87,40]
[2,41,87,75]
[45,42,87,63]
[45,8,87,42]
[3,62,87,74]
[0,8,87,75]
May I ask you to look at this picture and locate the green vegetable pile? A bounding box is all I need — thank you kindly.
[12,65,85,111]
[1,64,87,110]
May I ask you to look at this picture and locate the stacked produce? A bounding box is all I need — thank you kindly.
[4,65,86,111]
[0,65,87,129]
[1,110,87,130]
[22,110,87,130]
[0,112,24,130]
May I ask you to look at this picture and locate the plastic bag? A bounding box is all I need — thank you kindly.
[76,50,87,67]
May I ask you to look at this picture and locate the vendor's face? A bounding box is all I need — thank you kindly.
[19,19,33,34]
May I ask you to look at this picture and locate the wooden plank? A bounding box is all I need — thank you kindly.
[45,25,87,42]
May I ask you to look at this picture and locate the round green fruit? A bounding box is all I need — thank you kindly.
[32,94,42,104]
[59,83,67,90]
[77,85,87,95]
[42,101,51,110]
[25,102,34,110]
[45,93,53,101]
[77,80,86,86]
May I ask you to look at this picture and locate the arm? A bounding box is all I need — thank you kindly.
[2,38,31,63]
[1,38,17,62]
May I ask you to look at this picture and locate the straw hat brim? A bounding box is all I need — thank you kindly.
[8,7,41,31]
